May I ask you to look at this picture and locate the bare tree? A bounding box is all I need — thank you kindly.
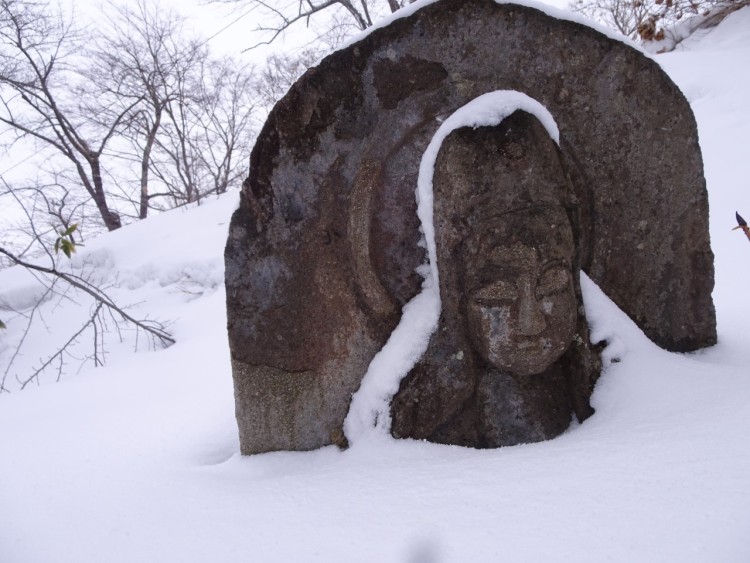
[0,0,133,231]
[255,48,324,108]
[86,1,209,219]
[81,2,259,214]
[570,0,748,43]
[146,57,258,207]
[0,0,257,230]
[570,0,650,37]
[0,1,258,391]
[210,0,416,49]
[198,60,258,198]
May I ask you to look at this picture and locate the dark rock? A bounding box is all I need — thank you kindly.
[225,0,715,454]
[373,55,449,110]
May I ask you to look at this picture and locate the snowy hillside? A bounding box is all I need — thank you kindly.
[2,5,750,562]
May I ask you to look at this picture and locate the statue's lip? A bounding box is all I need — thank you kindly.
[516,339,556,351]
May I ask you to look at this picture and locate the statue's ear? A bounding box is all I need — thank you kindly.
[348,159,399,321]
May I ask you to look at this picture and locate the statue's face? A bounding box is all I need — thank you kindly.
[464,210,577,376]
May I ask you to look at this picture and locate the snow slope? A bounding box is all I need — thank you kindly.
[1,6,750,562]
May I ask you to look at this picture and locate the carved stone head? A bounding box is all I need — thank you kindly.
[464,206,578,377]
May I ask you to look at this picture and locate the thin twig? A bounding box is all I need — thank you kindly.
[0,282,55,392]
[20,301,103,390]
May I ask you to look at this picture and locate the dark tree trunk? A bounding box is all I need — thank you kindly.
[90,158,121,231]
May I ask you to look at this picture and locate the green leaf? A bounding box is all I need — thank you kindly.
[61,239,74,258]
[0,320,6,329]
[61,223,79,237]
[54,238,61,254]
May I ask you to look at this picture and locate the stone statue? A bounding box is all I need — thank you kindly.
[225,0,715,455]
[392,111,601,447]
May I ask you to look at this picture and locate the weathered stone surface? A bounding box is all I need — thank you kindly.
[391,112,601,446]
[225,0,716,454]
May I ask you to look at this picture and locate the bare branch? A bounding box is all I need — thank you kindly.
[207,0,400,50]
[0,282,56,393]
[0,247,175,347]
[18,301,103,390]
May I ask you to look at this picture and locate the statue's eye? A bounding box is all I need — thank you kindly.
[537,268,571,297]
[474,280,518,303]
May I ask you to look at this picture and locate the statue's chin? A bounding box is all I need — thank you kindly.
[482,343,566,377]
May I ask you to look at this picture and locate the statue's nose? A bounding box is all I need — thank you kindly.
[517,281,546,336]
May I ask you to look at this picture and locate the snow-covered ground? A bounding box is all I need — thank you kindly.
[2,5,750,562]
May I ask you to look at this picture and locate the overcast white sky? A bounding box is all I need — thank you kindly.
[108,0,574,63]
